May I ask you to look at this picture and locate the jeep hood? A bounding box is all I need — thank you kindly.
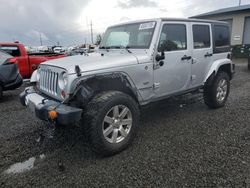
[41,51,145,74]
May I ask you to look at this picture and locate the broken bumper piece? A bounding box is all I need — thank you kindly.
[19,87,82,125]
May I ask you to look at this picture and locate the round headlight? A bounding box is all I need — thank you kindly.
[58,72,68,90]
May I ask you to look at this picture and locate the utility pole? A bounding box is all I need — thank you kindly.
[90,20,93,44]
[39,33,43,46]
[239,0,242,6]
[86,17,94,44]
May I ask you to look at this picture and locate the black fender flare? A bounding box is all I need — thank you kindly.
[68,72,140,107]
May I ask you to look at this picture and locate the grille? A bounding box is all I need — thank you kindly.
[39,68,59,97]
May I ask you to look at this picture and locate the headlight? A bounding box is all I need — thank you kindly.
[58,71,68,90]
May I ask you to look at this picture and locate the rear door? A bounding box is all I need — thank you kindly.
[153,21,192,97]
[191,23,213,87]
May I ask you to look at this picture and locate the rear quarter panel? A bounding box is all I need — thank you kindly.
[204,58,232,83]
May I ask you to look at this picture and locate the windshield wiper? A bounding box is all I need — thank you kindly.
[108,45,132,53]
[122,45,132,54]
[99,46,110,52]
[100,45,132,53]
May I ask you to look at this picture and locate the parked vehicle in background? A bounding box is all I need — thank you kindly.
[53,47,63,53]
[0,50,22,99]
[20,18,234,156]
[0,42,65,79]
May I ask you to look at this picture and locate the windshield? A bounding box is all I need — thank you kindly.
[0,50,12,65]
[100,21,156,49]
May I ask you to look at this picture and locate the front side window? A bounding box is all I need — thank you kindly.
[214,25,230,47]
[100,21,156,49]
[158,24,187,52]
[193,25,211,49]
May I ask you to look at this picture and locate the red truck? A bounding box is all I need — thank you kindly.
[0,42,65,78]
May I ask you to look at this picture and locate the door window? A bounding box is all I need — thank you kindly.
[0,46,21,57]
[158,24,187,52]
[193,25,211,49]
[214,25,230,47]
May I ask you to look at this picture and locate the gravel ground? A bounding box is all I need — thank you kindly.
[0,60,250,187]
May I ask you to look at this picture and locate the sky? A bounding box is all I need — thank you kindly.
[0,0,250,46]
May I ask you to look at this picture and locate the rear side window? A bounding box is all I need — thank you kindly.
[0,46,21,57]
[158,24,187,52]
[193,25,211,49]
[214,25,230,47]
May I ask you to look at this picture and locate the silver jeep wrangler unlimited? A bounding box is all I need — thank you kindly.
[20,18,235,156]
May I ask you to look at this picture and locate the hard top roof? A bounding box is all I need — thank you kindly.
[109,17,228,27]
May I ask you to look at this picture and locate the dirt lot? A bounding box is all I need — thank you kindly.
[0,59,250,187]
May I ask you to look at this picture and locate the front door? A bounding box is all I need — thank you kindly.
[153,22,192,98]
[191,23,213,87]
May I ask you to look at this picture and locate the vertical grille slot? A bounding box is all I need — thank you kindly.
[39,68,59,97]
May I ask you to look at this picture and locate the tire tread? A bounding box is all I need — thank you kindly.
[204,71,230,109]
[83,91,139,156]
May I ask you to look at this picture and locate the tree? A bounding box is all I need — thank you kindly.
[95,34,102,45]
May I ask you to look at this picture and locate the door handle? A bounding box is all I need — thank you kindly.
[181,55,192,61]
[204,52,213,57]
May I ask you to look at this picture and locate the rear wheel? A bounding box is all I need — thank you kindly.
[83,91,140,156]
[204,71,230,109]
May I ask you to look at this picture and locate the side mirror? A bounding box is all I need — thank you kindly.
[155,50,165,61]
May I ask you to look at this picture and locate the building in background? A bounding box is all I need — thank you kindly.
[191,5,250,48]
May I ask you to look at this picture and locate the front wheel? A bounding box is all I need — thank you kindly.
[83,91,140,156]
[204,72,230,109]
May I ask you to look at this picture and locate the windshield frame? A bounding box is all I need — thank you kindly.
[100,21,157,50]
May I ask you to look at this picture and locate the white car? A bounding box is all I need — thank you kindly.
[53,47,63,53]
[20,18,235,156]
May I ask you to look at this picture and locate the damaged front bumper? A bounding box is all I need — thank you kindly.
[19,87,82,125]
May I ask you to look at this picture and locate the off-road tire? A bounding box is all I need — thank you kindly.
[83,91,140,156]
[204,71,230,109]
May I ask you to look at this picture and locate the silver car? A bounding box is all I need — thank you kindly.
[20,18,235,156]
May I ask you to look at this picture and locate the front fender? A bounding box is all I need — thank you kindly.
[204,59,233,83]
[68,72,143,106]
